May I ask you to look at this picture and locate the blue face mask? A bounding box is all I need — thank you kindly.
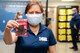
[26,14,43,26]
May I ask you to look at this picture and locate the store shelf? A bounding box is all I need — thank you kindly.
[57,6,79,42]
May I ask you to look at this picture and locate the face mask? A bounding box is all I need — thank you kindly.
[18,16,22,19]
[26,14,43,26]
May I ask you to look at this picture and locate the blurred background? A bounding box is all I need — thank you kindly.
[0,0,80,53]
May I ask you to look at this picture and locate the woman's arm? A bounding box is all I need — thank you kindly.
[4,20,19,45]
[49,45,56,53]
[4,29,18,45]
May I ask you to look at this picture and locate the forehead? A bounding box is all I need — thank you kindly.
[28,5,41,12]
[72,9,77,11]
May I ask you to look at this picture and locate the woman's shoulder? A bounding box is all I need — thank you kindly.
[41,24,52,31]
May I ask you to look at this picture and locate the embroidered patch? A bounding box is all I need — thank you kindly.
[39,37,47,41]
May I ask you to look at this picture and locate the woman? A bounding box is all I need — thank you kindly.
[14,11,22,20]
[4,1,57,53]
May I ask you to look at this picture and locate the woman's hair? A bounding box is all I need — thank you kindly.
[25,1,43,14]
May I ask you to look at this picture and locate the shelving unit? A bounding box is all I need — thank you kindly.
[57,6,80,42]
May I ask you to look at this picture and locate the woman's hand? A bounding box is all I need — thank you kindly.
[6,20,19,30]
[4,20,19,45]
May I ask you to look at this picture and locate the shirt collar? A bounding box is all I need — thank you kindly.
[39,24,47,33]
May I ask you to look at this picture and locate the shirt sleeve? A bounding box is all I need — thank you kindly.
[48,29,57,46]
[74,15,80,28]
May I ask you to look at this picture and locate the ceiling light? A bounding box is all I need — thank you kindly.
[61,0,74,1]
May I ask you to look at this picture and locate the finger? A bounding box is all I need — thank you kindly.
[11,20,19,27]
[10,22,19,28]
[6,24,13,29]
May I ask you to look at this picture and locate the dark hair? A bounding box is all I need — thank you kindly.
[25,1,43,14]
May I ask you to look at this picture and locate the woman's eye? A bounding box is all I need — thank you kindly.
[35,12,41,14]
[28,12,41,14]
